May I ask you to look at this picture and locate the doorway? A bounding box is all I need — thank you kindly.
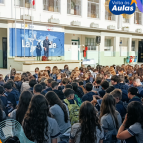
[2,37,7,68]
[71,41,79,60]
[138,41,143,62]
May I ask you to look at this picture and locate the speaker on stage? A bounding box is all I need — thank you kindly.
[96,36,101,44]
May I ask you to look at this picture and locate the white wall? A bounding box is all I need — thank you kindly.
[0,0,143,33]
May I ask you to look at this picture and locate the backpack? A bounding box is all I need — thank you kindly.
[64,99,80,125]
[74,94,82,107]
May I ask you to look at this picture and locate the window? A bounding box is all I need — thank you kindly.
[0,0,4,4]
[43,0,60,12]
[88,0,99,18]
[15,0,35,8]
[131,41,135,51]
[105,0,115,21]
[85,38,97,50]
[134,7,142,24]
[105,39,111,51]
[123,14,129,23]
[67,0,81,15]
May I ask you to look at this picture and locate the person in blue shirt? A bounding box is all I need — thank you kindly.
[41,78,53,95]
[4,82,17,114]
[29,79,37,94]
[33,67,39,80]
[0,86,7,113]
[128,87,142,103]
[51,81,65,100]
[111,75,129,102]
[111,89,126,120]
[82,83,96,102]
[36,42,42,61]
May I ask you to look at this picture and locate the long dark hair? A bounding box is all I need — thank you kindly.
[0,99,3,122]
[45,91,68,123]
[125,101,143,129]
[71,82,83,98]
[23,95,49,143]
[100,93,119,129]
[79,101,101,143]
[16,91,32,124]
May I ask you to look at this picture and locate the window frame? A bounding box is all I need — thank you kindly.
[43,0,61,13]
[88,0,99,19]
[67,0,81,16]
[123,14,129,23]
[134,7,142,25]
[105,0,115,21]
[85,37,97,51]
[15,0,36,9]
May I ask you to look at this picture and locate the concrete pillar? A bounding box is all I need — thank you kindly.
[98,35,105,64]
[135,39,139,57]
[81,0,87,19]
[100,0,105,21]
[114,36,120,57]
[61,0,67,17]
[128,37,132,56]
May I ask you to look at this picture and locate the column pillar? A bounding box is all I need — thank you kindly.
[98,35,105,64]
[128,37,132,56]
[114,36,120,57]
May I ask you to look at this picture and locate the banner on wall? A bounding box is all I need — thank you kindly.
[9,28,64,57]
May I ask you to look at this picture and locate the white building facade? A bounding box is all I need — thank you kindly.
[0,0,143,70]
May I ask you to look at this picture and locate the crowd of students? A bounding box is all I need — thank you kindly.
[0,64,143,143]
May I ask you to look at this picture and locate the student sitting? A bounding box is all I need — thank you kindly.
[82,83,96,102]
[97,81,109,98]
[111,75,129,102]
[14,73,22,93]
[133,78,143,98]
[104,71,112,86]
[45,91,71,134]
[40,82,46,92]
[0,86,7,113]
[29,79,37,94]
[33,84,43,95]
[63,88,79,125]
[58,78,69,91]
[117,102,143,143]
[0,74,4,86]
[78,80,86,94]
[4,82,17,114]
[128,87,142,103]
[51,81,65,100]
[9,91,32,124]
[0,99,6,122]
[69,101,104,143]
[23,94,60,143]
[100,94,122,143]
[33,67,39,80]
[111,89,126,120]
[106,86,115,93]
[93,77,102,92]
[41,78,53,95]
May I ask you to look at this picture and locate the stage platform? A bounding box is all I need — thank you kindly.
[7,57,82,72]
